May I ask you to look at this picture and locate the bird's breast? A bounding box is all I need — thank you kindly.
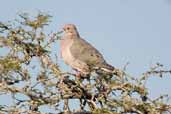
[60,38,74,65]
[60,35,90,74]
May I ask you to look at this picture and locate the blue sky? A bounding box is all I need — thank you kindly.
[0,0,171,106]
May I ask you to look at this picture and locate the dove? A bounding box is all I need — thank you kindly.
[60,24,114,76]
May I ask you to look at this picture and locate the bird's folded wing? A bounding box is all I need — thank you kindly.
[70,38,106,66]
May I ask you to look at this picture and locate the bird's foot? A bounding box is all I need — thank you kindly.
[76,72,82,78]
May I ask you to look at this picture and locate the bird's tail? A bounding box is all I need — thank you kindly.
[99,63,123,77]
[102,63,114,72]
[94,63,123,77]
[97,62,114,73]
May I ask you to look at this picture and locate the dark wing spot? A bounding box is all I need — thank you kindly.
[90,53,100,58]
[96,54,100,58]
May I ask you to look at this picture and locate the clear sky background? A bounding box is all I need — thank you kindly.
[0,0,171,109]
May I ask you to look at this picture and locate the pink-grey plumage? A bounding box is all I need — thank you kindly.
[60,24,114,75]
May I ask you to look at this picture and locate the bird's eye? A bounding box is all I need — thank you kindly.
[66,27,70,30]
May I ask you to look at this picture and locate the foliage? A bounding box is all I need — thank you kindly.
[0,13,171,114]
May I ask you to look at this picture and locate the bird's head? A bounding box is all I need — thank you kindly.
[62,24,79,37]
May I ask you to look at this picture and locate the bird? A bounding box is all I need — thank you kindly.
[60,24,114,77]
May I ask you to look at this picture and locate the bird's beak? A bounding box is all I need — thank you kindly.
[62,27,65,32]
[56,30,64,40]
[59,30,64,34]
[56,30,64,36]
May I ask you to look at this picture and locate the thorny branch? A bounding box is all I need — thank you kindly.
[0,13,171,114]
